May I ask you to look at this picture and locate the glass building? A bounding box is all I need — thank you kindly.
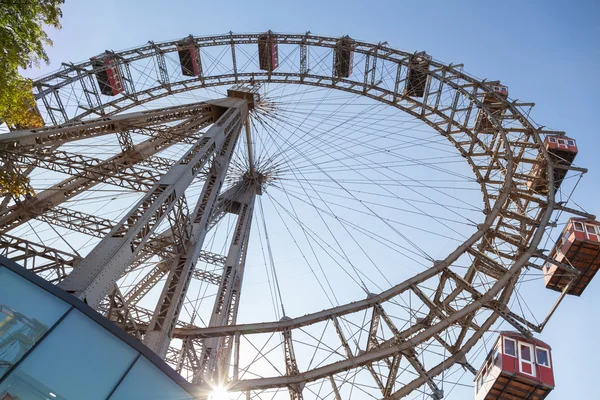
[0,255,200,400]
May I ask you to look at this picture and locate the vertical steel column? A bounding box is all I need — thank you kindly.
[58,99,246,308]
[282,323,304,400]
[195,181,259,384]
[143,105,247,356]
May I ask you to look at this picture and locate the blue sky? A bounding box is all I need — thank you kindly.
[22,0,600,398]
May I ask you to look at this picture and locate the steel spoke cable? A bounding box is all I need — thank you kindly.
[258,113,466,253]
[260,109,473,183]
[269,106,456,155]
[263,99,388,167]
[265,183,431,266]
[267,100,458,161]
[277,179,479,212]
[257,196,286,317]
[259,110,480,222]
[265,189,430,290]
[273,183,470,239]
[256,84,363,167]
[264,190,339,308]
[202,44,233,76]
[260,127,373,292]
[255,199,281,320]
[258,84,337,165]
[237,332,285,378]
[255,113,442,266]
[279,179,479,210]
[256,112,444,251]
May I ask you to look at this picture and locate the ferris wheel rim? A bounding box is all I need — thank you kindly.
[18,32,563,397]
[27,31,551,221]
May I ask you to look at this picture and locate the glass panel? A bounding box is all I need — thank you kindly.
[493,348,501,366]
[0,310,137,400]
[504,338,516,356]
[109,356,193,400]
[568,140,575,146]
[536,348,550,367]
[549,137,556,143]
[586,224,596,234]
[573,222,584,231]
[520,343,532,361]
[0,266,70,379]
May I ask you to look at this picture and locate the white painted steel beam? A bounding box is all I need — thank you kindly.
[195,181,258,383]
[144,102,247,356]
[58,98,246,308]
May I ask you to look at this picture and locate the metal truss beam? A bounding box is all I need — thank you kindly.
[7,147,162,190]
[0,102,215,150]
[70,62,104,116]
[0,111,216,235]
[149,41,170,86]
[143,108,246,357]
[116,131,135,152]
[39,88,68,125]
[196,181,258,383]
[282,326,304,400]
[376,304,444,399]
[105,285,143,339]
[57,98,246,308]
[38,206,115,237]
[0,233,80,279]
[299,32,309,79]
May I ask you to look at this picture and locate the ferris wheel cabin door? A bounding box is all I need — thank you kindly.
[518,341,536,377]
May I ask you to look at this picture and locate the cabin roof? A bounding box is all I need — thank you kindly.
[568,217,599,226]
[500,331,552,350]
[545,135,576,142]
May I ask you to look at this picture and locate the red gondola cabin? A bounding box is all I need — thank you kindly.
[404,52,431,97]
[543,217,600,296]
[90,52,124,96]
[474,332,554,400]
[527,135,578,194]
[474,84,509,133]
[334,37,354,78]
[177,36,202,77]
[258,32,279,72]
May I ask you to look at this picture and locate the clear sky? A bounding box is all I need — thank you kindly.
[21,0,600,398]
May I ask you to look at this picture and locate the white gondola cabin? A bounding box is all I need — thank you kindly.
[404,52,431,97]
[544,217,600,296]
[90,52,124,96]
[474,84,509,133]
[177,36,202,77]
[258,32,279,72]
[474,332,554,400]
[527,135,578,194]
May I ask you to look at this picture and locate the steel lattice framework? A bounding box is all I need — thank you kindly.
[0,32,593,399]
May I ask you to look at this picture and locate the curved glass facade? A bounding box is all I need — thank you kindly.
[0,257,198,400]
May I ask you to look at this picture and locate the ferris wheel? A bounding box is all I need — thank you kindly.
[0,31,597,399]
